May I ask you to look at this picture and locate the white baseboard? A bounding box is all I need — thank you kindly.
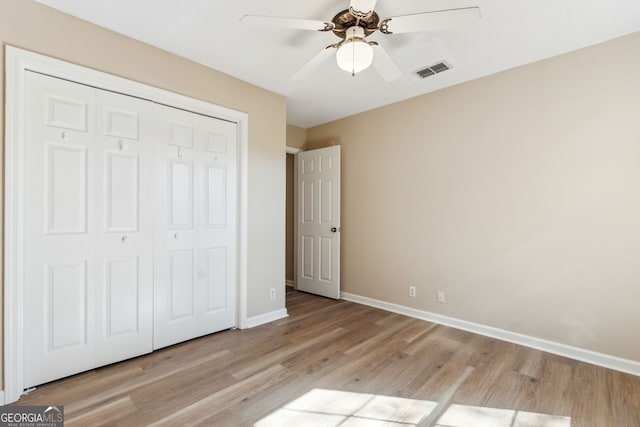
[246,309,289,328]
[341,292,640,377]
[286,280,295,288]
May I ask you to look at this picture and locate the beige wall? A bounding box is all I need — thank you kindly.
[1,0,287,389]
[307,32,640,363]
[286,124,307,150]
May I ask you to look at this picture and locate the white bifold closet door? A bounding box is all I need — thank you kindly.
[23,72,154,388]
[22,71,237,388]
[153,106,237,349]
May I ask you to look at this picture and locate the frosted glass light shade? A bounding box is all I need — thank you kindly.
[336,27,373,75]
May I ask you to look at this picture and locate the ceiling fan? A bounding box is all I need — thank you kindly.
[241,0,480,81]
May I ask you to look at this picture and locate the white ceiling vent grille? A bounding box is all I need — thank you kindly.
[417,61,451,78]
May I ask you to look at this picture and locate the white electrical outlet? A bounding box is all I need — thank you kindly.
[270,288,276,300]
[409,286,416,298]
[437,291,446,303]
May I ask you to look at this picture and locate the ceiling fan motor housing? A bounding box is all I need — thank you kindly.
[331,8,380,39]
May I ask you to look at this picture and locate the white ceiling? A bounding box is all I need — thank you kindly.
[35,0,640,128]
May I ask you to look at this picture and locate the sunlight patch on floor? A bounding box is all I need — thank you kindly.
[254,389,571,427]
[436,403,571,427]
[255,388,437,426]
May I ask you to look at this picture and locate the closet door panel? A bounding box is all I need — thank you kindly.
[153,108,199,349]
[168,159,194,228]
[203,247,227,312]
[169,250,195,319]
[94,89,154,366]
[105,257,139,336]
[105,152,139,232]
[196,116,237,335]
[46,143,88,233]
[47,261,89,350]
[205,163,227,227]
[23,72,97,388]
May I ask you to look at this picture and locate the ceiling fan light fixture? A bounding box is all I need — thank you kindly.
[336,26,373,76]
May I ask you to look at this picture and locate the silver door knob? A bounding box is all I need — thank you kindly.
[330,227,338,233]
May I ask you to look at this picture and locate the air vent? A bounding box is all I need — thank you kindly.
[416,61,451,79]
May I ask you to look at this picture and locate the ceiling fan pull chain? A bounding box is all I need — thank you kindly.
[352,46,358,76]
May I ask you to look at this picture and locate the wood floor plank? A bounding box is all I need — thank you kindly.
[230,327,348,380]
[201,351,353,426]
[12,288,640,426]
[65,396,137,426]
[63,349,232,415]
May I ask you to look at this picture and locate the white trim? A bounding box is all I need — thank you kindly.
[291,150,299,295]
[237,116,249,330]
[0,390,5,406]
[285,147,299,294]
[4,46,28,405]
[3,46,249,403]
[341,292,640,377]
[246,309,289,328]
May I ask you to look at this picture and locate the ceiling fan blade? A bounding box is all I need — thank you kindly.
[291,46,337,81]
[240,15,334,32]
[380,7,480,34]
[350,0,378,16]
[371,44,403,82]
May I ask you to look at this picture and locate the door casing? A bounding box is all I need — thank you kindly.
[285,146,302,290]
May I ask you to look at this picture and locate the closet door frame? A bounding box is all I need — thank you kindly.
[3,46,249,404]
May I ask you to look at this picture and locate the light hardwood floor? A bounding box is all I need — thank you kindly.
[13,288,640,426]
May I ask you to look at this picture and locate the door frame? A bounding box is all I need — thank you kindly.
[285,146,302,290]
[3,46,249,403]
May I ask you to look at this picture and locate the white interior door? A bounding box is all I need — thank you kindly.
[153,106,237,349]
[296,146,341,299]
[23,72,97,387]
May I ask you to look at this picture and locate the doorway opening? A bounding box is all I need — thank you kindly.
[286,152,296,289]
